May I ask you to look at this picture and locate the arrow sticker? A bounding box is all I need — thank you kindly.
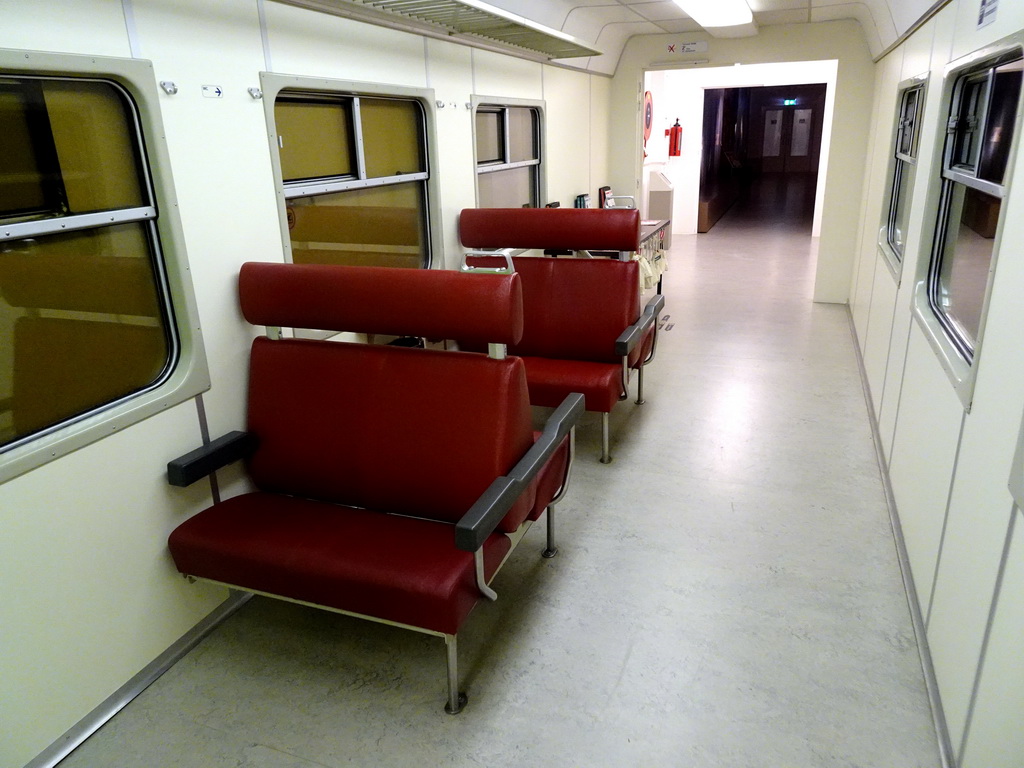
[202,85,224,98]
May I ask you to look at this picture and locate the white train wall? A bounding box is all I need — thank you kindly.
[2,1,1023,766]
[849,4,1024,767]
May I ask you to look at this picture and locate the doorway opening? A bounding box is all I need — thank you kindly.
[641,60,837,239]
[698,83,827,232]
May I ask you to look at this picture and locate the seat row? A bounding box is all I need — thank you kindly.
[165,206,666,713]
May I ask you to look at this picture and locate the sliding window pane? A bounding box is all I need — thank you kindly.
[478,166,533,208]
[889,161,912,257]
[935,185,1000,349]
[0,81,64,219]
[0,223,170,443]
[977,62,1022,184]
[951,76,988,170]
[275,98,354,182]
[475,110,502,164]
[507,107,537,162]
[897,88,920,157]
[286,182,426,268]
[43,80,146,213]
[360,98,425,178]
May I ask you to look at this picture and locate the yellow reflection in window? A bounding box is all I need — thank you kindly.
[360,98,424,178]
[43,80,145,213]
[276,98,354,182]
[0,223,170,443]
[286,183,426,269]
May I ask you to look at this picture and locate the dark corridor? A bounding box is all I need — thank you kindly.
[699,83,826,233]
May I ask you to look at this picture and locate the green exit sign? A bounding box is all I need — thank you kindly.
[783,99,797,106]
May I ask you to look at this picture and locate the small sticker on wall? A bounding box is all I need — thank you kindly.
[977,0,997,29]
[666,41,708,54]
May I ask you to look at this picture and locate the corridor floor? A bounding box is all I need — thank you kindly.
[60,189,942,767]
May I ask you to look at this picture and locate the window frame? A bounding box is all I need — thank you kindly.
[0,48,209,483]
[912,35,1024,410]
[472,96,545,208]
[878,74,927,279]
[259,73,442,271]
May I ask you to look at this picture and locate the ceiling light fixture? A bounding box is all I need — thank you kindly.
[672,0,753,29]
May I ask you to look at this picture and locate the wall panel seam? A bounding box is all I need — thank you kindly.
[846,306,956,768]
[924,408,967,629]
[956,505,1018,764]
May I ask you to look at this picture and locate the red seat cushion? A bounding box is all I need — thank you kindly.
[520,356,621,413]
[168,492,511,636]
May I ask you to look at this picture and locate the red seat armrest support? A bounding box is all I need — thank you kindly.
[456,392,584,551]
[615,293,665,358]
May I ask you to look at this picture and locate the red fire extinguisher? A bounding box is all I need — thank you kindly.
[666,118,682,156]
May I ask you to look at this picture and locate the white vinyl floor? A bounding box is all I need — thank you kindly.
[59,178,942,767]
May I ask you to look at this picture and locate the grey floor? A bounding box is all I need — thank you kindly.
[61,179,942,767]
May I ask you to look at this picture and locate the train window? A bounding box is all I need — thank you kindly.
[270,88,432,269]
[927,52,1021,364]
[276,98,355,182]
[882,79,925,268]
[475,103,542,208]
[0,50,208,482]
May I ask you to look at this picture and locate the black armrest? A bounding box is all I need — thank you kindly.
[455,392,585,551]
[615,293,666,357]
[167,431,258,487]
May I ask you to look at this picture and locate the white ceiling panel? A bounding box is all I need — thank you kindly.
[648,17,705,33]
[749,0,812,10]
[755,8,811,25]
[628,1,696,22]
[886,0,936,34]
[811,2,885,55]
[562,4,651,40]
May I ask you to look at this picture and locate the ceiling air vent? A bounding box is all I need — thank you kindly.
[275,0,601,60]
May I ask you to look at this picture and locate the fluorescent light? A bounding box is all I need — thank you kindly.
[673,0,753,28]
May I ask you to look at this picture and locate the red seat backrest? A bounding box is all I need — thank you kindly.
[240,262,523,347]
[246,338,536,531]
[498,257,641,364]
[459,207,641,253]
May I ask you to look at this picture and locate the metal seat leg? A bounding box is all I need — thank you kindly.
[542,504,558,558]
[636,365,645,405]
[600,412,612,464]
[444,634,467,714]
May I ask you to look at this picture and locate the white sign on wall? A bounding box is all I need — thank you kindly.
[666,41,709,55]
[978,0,998,29]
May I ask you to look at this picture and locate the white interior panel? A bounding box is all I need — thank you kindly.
[960,510,1024,768]
[589,75,612,200]
[863,255,898,410]
[131,0,282,439]
[266,2,427,87]
[950,0,1024,62]
[925,89,1024,743]
[426,38,477,268]
[887,327,965,608]
[850,243,876,351]
[471,48,543,100]
[0,0,131,57]
[543,65,593,206]
[811,3,884,57]
[0,402,225,766]
[900,12,935,80]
